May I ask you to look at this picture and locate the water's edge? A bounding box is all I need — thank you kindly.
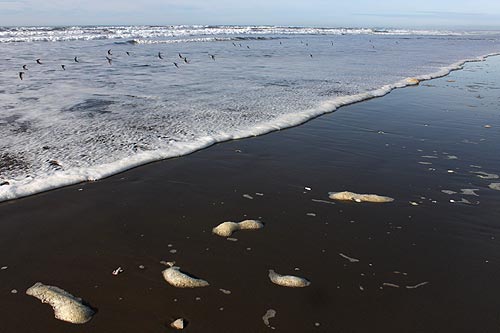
[1,52,499,203]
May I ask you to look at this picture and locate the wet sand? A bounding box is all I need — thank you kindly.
[1,57,500,332]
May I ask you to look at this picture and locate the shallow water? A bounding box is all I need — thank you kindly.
[1,26,500,201]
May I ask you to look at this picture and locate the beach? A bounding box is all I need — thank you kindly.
[1,52,499,332]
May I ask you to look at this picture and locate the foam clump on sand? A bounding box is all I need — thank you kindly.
[162,263,209,288]
[328,191,394,203]
[212,219,263,237]
[25,282,95,324]
[405,78,420,85]
[489,183,500,191]
[268,269,311,288]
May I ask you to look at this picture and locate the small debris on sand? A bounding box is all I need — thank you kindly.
[262,309,277,328]
[242,194,254,200]
[227,237,238,242]
[441,190,457,195]
[161,262,209,288]
[212,220,264,237]
[219,288,231,295]
[339,253,360,263]
[26,282,95,324]
[1,266,7,270]
[268,269,311,287]
[406,281,429,289]
[382,283,400,288]
[304,187,312,191]
[409,201,419,206]
[484,125,492,128]
[306,213,316,217]
[311,199,335,205]
[11,289,18,294]
[489,183,500,191]
[170,318,185,330]
[328,191,394,203]
[112,267,123,276]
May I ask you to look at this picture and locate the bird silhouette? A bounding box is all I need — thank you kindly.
[61,65,66,70]
[36,59,42,64]
[106,56,112,65]
[19,72,24,80]
[74,56,79,63]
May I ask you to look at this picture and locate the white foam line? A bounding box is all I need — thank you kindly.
[1,53,499,203]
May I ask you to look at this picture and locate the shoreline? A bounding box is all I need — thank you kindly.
[1,53,499,332]
[1,52,499,203]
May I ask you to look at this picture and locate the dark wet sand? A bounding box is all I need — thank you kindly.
[1,57,500,333]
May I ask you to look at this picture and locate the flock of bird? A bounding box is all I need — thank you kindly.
[17,47,218,81]
[16,38,378,81]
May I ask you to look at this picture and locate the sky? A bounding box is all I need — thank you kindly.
[1,0,500,28]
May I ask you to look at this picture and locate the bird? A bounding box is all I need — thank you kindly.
[209,54,215,61]
[107,49,112,56]
[331,41,334,46]
[232,42,236,47]
[247,45,250,49]
[158,52,163,59]
[309,54,313,58]
[126,51,130,56]
[183,57,189,64]
[280,41,282,45]
[173,62,179,68]
[178,53,183,59]
[74,56,79,63]
[106,56,112,65]
[19,72,24,80]
[36,59,42,64]
[61,65,66,70]
[22,65,28,70]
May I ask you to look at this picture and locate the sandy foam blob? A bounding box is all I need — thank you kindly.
[26,282,95,324]
[328,191,394,203]
[268,269,311,288]
[212,219,264,237]
[162,264,209,288]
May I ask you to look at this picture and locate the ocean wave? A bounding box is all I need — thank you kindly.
[1,52,498,203]
[0,25,481,43]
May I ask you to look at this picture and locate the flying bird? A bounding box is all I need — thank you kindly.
[19,72,24,80]
[61,65,66,70]
[36,59,42,64]
[183,57,189,64]
[310,54,313,58]
[173,62,179,68]
[209,54,215,61]
[22,65,28,70]
[178,53,184,59]
[126,51,130,56]
[106,56,112,65]
[158,52,163,59]
[74,56,79,63]
[107,49,112,56]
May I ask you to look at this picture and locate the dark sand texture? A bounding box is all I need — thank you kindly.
[1,57,500,332]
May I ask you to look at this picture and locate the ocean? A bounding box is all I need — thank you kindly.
[0,25,499,201]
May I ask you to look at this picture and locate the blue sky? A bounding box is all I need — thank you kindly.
[1,0,500,28]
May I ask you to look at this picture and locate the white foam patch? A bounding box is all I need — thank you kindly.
[268,269,311,288]
[212,220,263,237]
[162,265,209,288]
[26,282,95,324]
[489,183,500,191]
[329,191,394,203]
